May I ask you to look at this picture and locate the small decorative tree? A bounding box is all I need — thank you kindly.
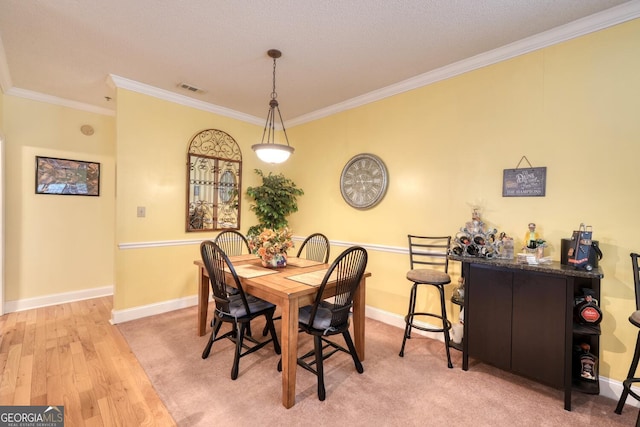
[246,169,304,236]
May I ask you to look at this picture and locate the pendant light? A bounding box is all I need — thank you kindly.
[252,49,294,164]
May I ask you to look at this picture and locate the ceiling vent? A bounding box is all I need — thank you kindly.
[178,82,205,94]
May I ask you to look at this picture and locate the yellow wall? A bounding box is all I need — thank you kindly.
[283,19,640,381]
[113,89,269,309]
[0,87,4,129]
[3,96,116,300]
[2,18,639,384]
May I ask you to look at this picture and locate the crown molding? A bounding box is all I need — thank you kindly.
[0,35,12,93]
[287,1,640,127]
[107,74,264,126]
[5,87,116,116]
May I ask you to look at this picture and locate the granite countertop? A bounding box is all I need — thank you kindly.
[448,254,604,279]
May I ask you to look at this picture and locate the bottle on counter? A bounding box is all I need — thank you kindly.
[500,232,514,259]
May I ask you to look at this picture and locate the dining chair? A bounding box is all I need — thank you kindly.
[213,231,252,317]
[615,253,640,424]
[262,232,331,336]
[296,233,330,263]
[200,240,281,380]
[399,235,453,368]
[279,246,368,401]
[214,230,251,256]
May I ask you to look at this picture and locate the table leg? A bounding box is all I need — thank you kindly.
[352,276,366,361]
[281,297,299,408]
[198,266,209,336]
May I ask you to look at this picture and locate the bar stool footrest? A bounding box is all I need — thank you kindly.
[404,312,452,334]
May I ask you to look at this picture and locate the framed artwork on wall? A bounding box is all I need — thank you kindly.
[35,156,100,196]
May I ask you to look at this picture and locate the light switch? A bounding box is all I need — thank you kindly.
[137,206,146,218]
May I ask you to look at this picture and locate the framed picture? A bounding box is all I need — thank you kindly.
[35,156,100,196]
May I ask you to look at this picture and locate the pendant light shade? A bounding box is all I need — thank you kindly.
[252,49,294,164]
[252,143,294,164]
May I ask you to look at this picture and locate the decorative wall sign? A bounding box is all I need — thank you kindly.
[502,156,546,197]
[35,156,100,196]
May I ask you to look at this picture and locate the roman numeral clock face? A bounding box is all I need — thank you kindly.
[340,153,389,209]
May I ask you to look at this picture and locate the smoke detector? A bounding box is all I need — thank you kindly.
[80,125,94,136]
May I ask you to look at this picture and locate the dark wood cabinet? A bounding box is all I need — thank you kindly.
[466,266,512,371]
[511,271,567,388]
[453,256,603,411]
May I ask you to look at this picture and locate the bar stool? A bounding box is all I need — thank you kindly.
[399,235,453,368]
[615,252,640,423]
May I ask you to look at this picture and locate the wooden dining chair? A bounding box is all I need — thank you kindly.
[296,233,330,263]
[214,230,251,256]
[213,230,252,303]
[200,240,280,380]
[278,246,368,400]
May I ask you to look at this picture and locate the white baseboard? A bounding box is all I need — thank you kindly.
[599,376,639,409]
[110,295,198,324]
[3,285,113,313]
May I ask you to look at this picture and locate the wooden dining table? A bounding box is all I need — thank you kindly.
[194,254,370,408]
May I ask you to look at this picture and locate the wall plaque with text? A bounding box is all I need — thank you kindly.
[502,167,546,197]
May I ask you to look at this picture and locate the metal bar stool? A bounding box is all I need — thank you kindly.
[615,253,640,424]
[399,235,453,368]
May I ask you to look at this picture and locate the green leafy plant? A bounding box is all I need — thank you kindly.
[246,169,304,236]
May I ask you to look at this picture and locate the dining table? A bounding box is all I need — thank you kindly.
[194,254,370,408]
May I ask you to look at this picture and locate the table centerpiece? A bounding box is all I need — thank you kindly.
[248,228,294,268]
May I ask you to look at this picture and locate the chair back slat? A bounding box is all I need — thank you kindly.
[200,240,251,315]
[297,233,330,263]
[308,246,368,331]
[214,230,250,256]
[632,253,640,311]
[408,235,451,273]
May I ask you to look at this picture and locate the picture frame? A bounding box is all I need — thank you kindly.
[35,156,100,196]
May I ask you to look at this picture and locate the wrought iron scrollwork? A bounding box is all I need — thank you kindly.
[189,129,242,160]
[187,129,242,232]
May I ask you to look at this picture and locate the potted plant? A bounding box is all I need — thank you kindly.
[246,169,304,237]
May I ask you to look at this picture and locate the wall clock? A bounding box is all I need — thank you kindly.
[340,153,389,209]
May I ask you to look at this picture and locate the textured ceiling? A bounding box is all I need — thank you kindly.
[0,1,637,123]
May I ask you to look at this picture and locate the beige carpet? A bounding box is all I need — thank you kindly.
[117,305,637,426]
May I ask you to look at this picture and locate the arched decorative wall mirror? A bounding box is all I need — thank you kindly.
[187,129,242,232]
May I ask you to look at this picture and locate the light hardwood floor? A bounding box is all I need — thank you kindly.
[0,296,175,426]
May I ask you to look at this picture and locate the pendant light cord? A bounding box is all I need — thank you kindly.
[270,55,290,145]
[272,56,278,101]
